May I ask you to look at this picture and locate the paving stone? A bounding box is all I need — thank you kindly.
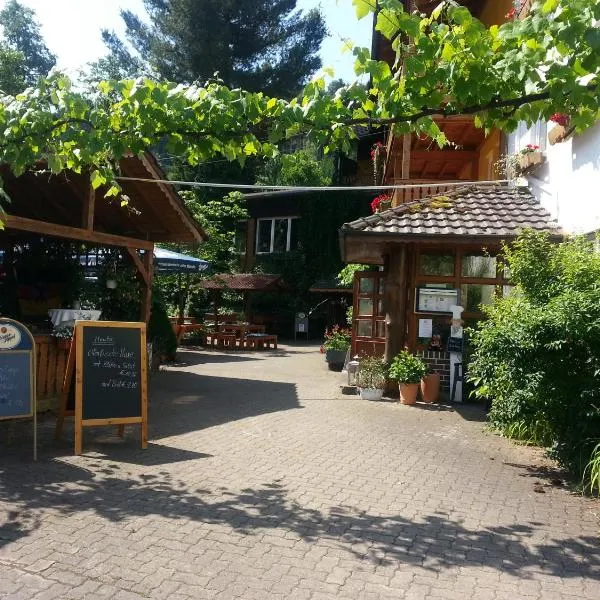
[0,344,598,600]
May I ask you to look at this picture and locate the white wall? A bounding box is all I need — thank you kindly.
[507,122,600,234]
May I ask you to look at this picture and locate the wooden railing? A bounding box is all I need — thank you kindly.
[392,180,462,205]
[33,335,69,404]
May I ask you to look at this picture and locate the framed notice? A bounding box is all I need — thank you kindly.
[56,321,148,455]
[415,287,459,314]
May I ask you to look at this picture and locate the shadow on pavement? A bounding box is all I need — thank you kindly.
[0,470,598,581]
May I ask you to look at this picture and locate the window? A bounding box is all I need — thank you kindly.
[419,252,455,277]
[255,217,300,254]
[234,221,247,253]
[461,253,497,278]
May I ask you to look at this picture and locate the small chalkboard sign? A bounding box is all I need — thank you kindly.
[56,321,148,455]
[447,337,464,353]
[0,318,37,459]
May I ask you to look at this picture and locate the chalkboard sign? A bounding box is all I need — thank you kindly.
[81,326,143,420]
[0,319,35,420]
[56,321,148,455]
[447,337,464,353]
[0,318,36,459]
[0,352,33,419]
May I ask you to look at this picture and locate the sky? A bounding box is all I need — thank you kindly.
[0,0,372,83]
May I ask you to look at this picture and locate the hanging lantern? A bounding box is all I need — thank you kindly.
[347,355,360,387]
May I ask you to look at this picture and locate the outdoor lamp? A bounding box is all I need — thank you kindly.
[347,355,360,387]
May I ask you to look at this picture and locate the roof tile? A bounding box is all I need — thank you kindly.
[342,185,562,238]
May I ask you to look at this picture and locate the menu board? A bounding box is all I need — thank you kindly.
[0,318,35,421]
[416,287,459,314]
[81,326,143,420]
[0,352,33,419]
[56,321,148,455]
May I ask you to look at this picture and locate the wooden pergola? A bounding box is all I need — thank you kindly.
[0,153,205,323]
[0,154,206,410]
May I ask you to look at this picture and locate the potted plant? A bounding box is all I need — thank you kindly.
[322,326,351,371]
[371,193,392,214]
[421,369,441,403]
[356,356,388,401]
[388,351,428,405]
[548,112,572,145]
[52,326,74,352]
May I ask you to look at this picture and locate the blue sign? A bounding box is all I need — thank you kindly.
[0,318,35,420]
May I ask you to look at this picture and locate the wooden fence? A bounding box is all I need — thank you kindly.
[33,335,69,411]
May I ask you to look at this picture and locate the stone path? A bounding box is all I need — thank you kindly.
[0,343,599,599]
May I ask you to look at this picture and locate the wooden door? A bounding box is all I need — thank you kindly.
[352,271,385,357]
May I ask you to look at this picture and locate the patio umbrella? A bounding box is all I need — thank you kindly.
[154,248,209,274]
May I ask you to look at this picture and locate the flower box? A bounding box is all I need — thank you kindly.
[517,150,544,172]
[548,124,569,145]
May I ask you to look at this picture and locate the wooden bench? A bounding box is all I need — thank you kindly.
[244,334,278,350]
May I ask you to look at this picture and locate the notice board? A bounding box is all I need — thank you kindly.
[56,321,148,455]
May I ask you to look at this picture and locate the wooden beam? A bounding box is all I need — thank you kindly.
[140,244,154,324]
[401,135,411,180]
[410,150,477,161]
[126,247,151,286]
[5,214,155,250]
[83,185,95,230]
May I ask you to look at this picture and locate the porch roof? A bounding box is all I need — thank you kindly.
[197,273,286,292]
[340,185,563,263]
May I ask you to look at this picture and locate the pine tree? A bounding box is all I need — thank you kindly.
[0,0,55,93]
[95,0,326,96]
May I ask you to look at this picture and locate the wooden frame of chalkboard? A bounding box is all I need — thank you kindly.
[56,320,148,455]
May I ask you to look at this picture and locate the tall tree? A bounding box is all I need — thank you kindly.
[0,0,55,92]
[95,0,326,96]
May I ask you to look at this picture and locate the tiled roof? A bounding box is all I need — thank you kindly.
[197,273,284,291]
[342,185,562,238]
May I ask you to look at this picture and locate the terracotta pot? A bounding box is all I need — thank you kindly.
[420,373,440,403]
[399,382,419,405]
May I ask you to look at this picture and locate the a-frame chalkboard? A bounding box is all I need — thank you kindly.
[55,321,148,455]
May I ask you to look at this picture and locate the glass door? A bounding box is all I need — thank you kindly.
[352,271,385,357]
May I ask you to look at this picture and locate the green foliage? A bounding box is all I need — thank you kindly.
[389,351,427,384]
[93,0,326,96]
[148,291,178,361]
[0,0,598,213]
[257,148,333,187]
[468,230,600,488]
[582,442,600,496]
[0,0,55,93]
[182,190,248,273]
[357,357,388,390]
[323,326,351,351]
[337,263,370,287]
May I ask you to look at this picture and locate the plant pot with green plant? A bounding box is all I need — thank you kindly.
[357,356,387,401]
[421,370,441,403]
[389,351,428,405]
[322,326,351,371]
[52,326,74,352]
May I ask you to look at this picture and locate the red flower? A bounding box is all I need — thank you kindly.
[371,193,391,213]
[550,112,569,126]
[505,7,517,19]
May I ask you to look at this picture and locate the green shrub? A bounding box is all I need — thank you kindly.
[388,351,427,383]
[469,230,600,488]
[323,326,351,351]
[357,357,388,389]
[149,292,178,361]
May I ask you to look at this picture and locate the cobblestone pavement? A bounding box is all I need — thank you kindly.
[1,343,599,599]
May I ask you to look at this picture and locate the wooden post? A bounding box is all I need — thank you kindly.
[384,244,408,363]
[83,185,95,230]
[140,245,154,324]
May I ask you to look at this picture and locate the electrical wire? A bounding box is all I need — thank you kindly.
[115,177,511,192]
